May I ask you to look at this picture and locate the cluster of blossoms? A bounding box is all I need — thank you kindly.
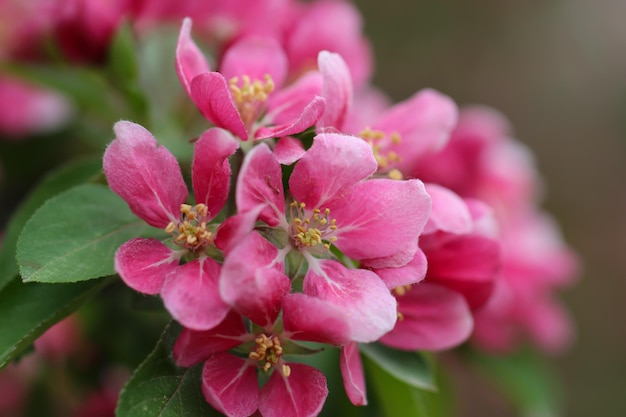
[0,0,579,416]
[99,2,579,416]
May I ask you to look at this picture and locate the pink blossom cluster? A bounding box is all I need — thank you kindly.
[84,1,580,416]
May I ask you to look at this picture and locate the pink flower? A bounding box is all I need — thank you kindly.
[221,132,431,343]
[103,121,239,331]
[33,315,82,361]
[0,75,72,138]
[472,209,579,353]
[415,105,541,216]
[379,186,500,352]
[284,0,373,87]
[176,18,326,141]
[173,311,331,417]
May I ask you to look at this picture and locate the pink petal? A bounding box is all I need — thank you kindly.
[317,51,352,131]
[192,128,239,220]
[214,205,265,255]
[423,183,472,235]
[202,353,259,417]
[114,238,178,295]
[259,363,328,417]
[422,234,500,310]
[289,133,377,210]
[266,71,323,127]
[236,143,285,227]
[274,137,306,165]
[340,343,367,406]
[103,121,187,228]
[303,259,397,343]
[190,73,248,140]
[374,248,428,289]
[161,258,230,331]
[176,18,210,97]
[220,232,291,327]
[374,89,458,173]
[282,293,351,346]
[173,312,248,367]
[285,0,372,87]
[380,283,473,351]
[255,96,326,140]
[333,179,430,265]
[220,36,287,89]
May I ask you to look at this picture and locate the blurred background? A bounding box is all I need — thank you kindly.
[355,0,626,416]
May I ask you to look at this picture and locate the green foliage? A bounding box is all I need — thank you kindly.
[116,322,221,417]
[360,343,437,391]
[0,276,111,370]
[363,354,436,417]
[0,157,103,291]
[16,184,156,283]
[465,347,564,417]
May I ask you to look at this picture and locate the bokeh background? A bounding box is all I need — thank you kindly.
[355,0,626,416]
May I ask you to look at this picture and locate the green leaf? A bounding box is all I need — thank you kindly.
[108,20,139,83]
[359,343,436,391]
[465,347,564,417]
[0,276,111,370]
[16,184,155,283]
[364,354,435,417]
[116,322,220,417]
[0,157,103,291]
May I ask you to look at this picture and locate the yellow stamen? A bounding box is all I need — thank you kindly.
[229,74,275,128]
[359,127,403,170]
[249,334,285,373]
[289,200,338,252]
[164,203,213,252]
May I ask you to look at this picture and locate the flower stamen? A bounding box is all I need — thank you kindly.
[249,334,286,374]
[229,74,275,129]
[289,201,338,252]
[359,127,402,170]
[165,204,213,252]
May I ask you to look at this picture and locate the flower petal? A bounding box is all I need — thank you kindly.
[266,71,323,127]
[274,137,306,165]
[114,238,178,295]
[190,72,248,140]
[282,293,351,345]
[333,179,430,265]
[374,248,428,289]
[214,205,265,255]
[317,51,352,131]
[103,121,187,228]
[176,18,210,97]
[192,127,239,220]
[340,342,367,406]
[161,258,230,331]
[289,133,376,209]
[173,312,248,367]
[255,96,326,140]
[236,143,285,227]
[202,353,259,417]
[423,183,472,235]
[380,283,473,351]
[220,36,288,90]
[220,232,291,327]
[303,259,396,343]
[259,363,328,417]
[422,233,500,310]
[374,88,458,173]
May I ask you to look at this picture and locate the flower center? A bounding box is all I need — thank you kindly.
[229,74,275,130]
[165,204,213,252]
[289,201,338,252]
[359,127,402,170]
[249,334,291,376]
